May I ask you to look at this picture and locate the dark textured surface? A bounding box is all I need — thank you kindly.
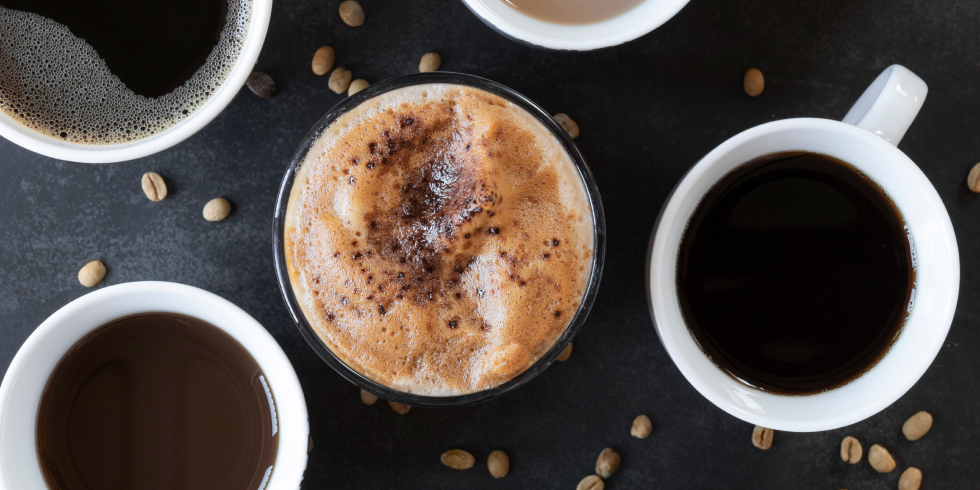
[1,0,978,488]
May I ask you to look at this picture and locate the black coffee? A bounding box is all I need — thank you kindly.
[0,0,226,97]
[677,152,915,395]
[0,0,248,144]
[36,313,278,490]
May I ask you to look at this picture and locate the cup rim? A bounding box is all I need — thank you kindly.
[272,72,607,407]
[0,0,272,163]
[647,118,959,432]
[460,0,690,51]
[0,281,309,489]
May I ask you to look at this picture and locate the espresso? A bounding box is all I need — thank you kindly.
[0,0,250,144]
[677,153,915,395]
[36,313,278,490]
[502,0,645,25]
[284,84,595,395]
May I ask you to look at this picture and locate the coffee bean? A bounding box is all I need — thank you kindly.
[141,172,167,202]
[553,113,580,139]
[968,163,980,192]
[360,389,378,405]
[902,411,933,441]
[899,467,922,490]
[557,342,573,362]
[631,414,653,439]
[329,68,353,94]
[419,52,441,73]
[203,198,231,222]
[595,448,620,479]
[440,449,475,470]
[338,1,365,26]
[78,260,105,287]
[744,68,764,97]
[840,436,862,464]
[348,79,370,96]
[487,450,509,478]
[752,426,773,450]
[312,46,335,76]
[868,444,896,473]
[388,400,411,414]
[245,72,276,98]
[577,475,604,490]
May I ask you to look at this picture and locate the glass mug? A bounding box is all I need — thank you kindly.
[273,72,607,407]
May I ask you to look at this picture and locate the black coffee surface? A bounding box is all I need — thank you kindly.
[36,313,278,490]
[0,0,226,97]
[677,152,914,395]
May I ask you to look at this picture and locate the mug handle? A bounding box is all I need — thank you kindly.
[841,64,927,146]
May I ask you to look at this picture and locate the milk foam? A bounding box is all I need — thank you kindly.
[0,1,249,145]
[284,84,595,396]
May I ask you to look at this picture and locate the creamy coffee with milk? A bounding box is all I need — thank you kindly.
[284,84,595,395]
[502,0,645,25]
[0,0,250,144]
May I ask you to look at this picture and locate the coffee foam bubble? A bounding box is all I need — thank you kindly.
[0,1,249,145]
[284,84,595,396]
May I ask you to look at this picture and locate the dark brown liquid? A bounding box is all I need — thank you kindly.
[677,153,915,395]
[36,313,278,490]
[0,0,226,97]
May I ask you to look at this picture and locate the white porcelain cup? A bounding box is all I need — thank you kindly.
[647,65,959,432]
[461,0,689,50]
[0,282,309,489]
[0,0,272,164]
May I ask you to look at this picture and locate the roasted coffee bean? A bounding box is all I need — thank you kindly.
[441,449,475,470]
[245,72,276,98]
[902,411,933,441]
[752,426,773,450]
[631,415,653,439]
[78,260,106,287]
[841,436,863,464]
[487,450,510,478]
[595,448,620,479]
[868,444,896,473]
[339,1,365,26]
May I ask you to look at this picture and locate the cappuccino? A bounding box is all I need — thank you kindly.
[284,84,595,395]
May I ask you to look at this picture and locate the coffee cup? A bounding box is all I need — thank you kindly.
[0,282,309,489]
[647,65,959,431]
[0,0,271,164]
[273,72,606,407]
[461,0,689,50]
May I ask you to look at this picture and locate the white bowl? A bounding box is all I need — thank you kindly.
[0,0,273,163]
[0,282,309,489]
[462,0,689,51]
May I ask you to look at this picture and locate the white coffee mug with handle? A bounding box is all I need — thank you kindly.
[647,65,958,432]
[0,0,272,164]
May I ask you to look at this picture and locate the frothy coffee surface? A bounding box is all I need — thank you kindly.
[0,0,249,145]
[284,84,594,395]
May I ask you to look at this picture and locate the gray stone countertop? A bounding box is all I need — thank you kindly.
[2,0,979,488]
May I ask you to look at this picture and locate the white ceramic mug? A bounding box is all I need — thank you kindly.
[0,282,309,489]
[647,65,959,432]
[0,0,272,164]
[461,0,689,50]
